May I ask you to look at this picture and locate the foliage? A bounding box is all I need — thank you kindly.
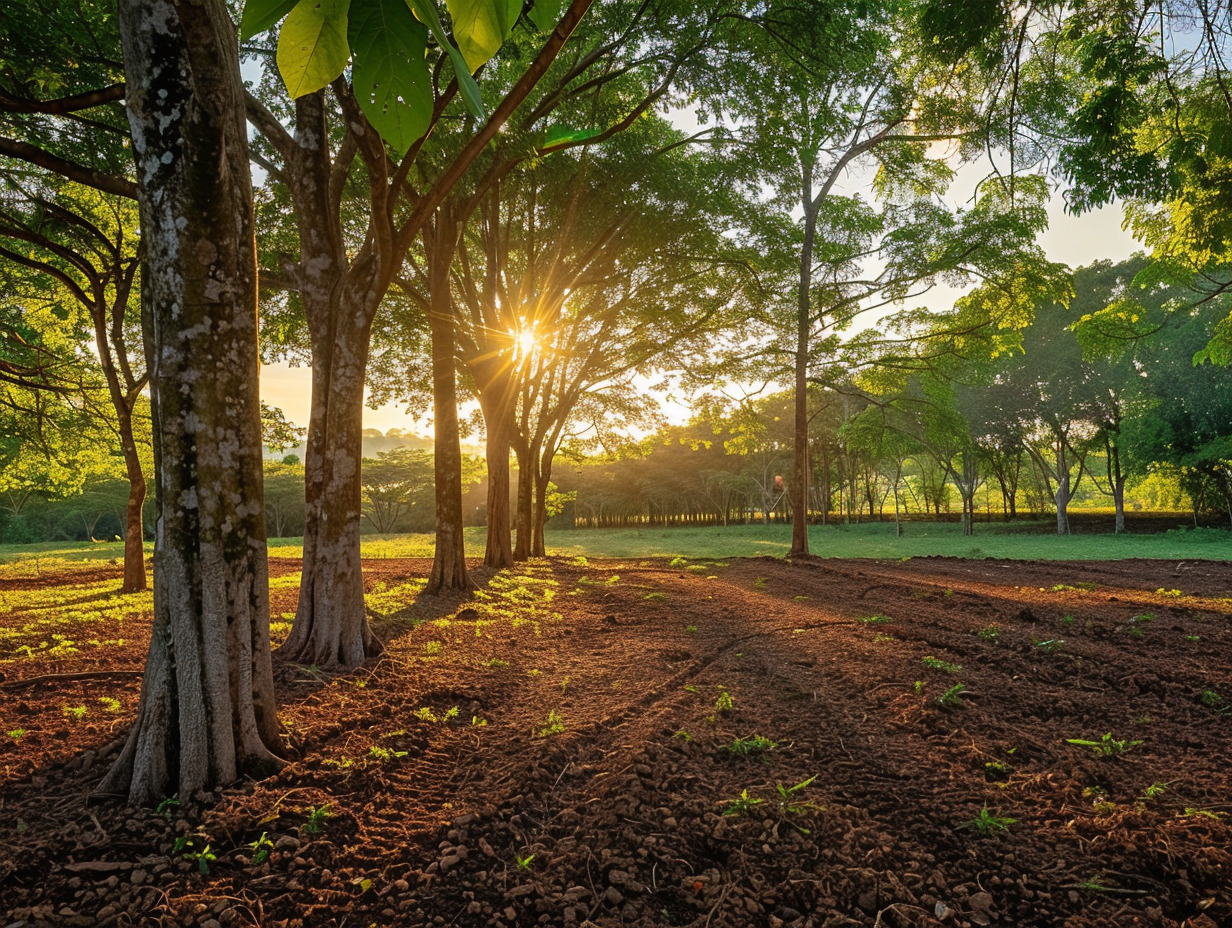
[1065,732,1142,756]
[957,805,1017,835]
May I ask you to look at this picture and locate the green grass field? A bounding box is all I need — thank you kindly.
[3,520,1231,570]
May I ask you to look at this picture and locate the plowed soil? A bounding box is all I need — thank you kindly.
[1,554,1230,928]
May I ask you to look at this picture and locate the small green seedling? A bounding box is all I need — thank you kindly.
[516,853,535,870]
[913,681,925,695]
[714,690,734,714]
[155,794,179,818]
[1066,733,1141,756]
[1155,588,1182,598]
[977,624,1000,640]
[921,656,961,674]
[471,715,488,726]
[984,761,1009,782]
[957,805,1016,834]
[1077,875,1107,894]
[859,614,892,625]
[367,745,408,762]
[62,704,87,722]
[721,789,764,817]
[936,683,967,708]
[774,776,820,817]
[685,625,698,634]
[669,556,688,567]
[303,804,332,836]
[486,658,510,669]
[97,697,121,712]
[724,735,778,757]
[1033,638,1065,653]
[172,834,216,875]
[793,595,811,602]
[1139,782,1168,802]
[753,577,767,588]
[644,592,667,601]
[249,832,274,865]
[1184,634,1200,643]
[1200,689,1231,717]
[872,632,895,644]
[6,728,27,743]
[537,709,565,738]
[683,684,699,694]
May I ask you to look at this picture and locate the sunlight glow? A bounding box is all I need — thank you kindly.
[515,326,537,358]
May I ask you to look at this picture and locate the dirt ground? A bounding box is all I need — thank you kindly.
[1,554,1230,928]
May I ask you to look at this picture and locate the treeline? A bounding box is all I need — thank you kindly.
[556,258,1232,534]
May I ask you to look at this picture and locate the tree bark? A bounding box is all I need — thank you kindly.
[480,398,515,568]
[513,441,535,561]
[271,93,383,668]
[120,446,146,593]
[1055,441,1070,536]
[100,0,282,806]
[279,329,381,666]
[426,213,472,593]
[789,196,816,557]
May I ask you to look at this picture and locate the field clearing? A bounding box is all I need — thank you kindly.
[1,552,1230,927]
[2,520,1230,574]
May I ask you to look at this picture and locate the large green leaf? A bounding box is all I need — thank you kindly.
[405,0,488,121]
[239,0,300,40]
[276,0,352,99]
[445,0,521,71]
[349,0,433,155]
[527,0,563,32]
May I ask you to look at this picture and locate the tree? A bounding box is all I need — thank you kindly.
[708,1,1059,556]
[97,0,282,805]
[246,0,595,660]
[0,180,150,589]
[359,447,434,534]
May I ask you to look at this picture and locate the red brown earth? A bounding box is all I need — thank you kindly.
[1,554,1230,928]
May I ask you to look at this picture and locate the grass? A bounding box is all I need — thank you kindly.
[5,521,1231,569]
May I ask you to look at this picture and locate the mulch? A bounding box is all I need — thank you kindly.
[1,553,1229,928]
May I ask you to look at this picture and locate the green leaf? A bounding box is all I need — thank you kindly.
[277,0,352,99]
[349,0,433,155]
[446,0,521,71]
[405,0,488,121]
[527,0,563,32]
[240,0,300,40]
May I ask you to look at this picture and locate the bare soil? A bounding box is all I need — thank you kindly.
[1,554,1230,928]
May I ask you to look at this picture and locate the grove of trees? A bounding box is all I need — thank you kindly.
[4,0,1232,803]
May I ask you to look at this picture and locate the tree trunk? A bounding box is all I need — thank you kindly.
[279,334,381,666]
[513,443,534,561]
[426,214,472,593]
[789,198,816,557]
[1055,441,1070,536]
[532,451,554,558]
[274,93,382,669]
[1108,440,1126,534]
[121,460,146,593]
[476,386,515,568]
[100,0,282,805]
